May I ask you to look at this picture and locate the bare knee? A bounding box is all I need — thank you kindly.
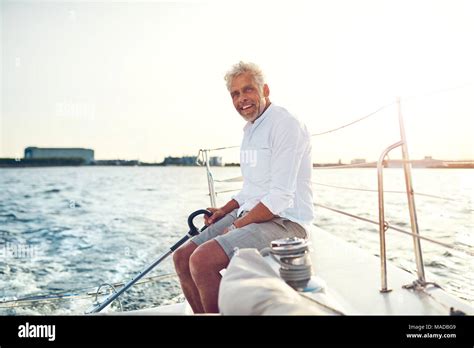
[173,242,197,274]
[189,246,209,277]
[189,242,229,279]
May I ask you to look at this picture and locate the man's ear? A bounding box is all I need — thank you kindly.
[263,84,270,98]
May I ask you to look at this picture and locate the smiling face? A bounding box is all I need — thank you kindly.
[229,72,270,123]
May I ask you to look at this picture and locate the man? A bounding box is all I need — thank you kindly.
[173,61,314,313]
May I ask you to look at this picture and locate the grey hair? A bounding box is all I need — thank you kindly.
[224,61,265,92]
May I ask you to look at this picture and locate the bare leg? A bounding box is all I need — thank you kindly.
[189,240,230,313]
[172,241,204,313]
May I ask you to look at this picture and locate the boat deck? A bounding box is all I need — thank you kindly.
[309,226,472,315]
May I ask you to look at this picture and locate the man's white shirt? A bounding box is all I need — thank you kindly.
[232,103,314,230]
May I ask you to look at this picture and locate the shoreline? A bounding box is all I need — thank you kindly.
[1,164,473,169]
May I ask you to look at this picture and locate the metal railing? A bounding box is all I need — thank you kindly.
[376,98,425,292]
[196,149,217,208]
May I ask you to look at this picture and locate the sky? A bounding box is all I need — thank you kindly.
[1,0,473,163]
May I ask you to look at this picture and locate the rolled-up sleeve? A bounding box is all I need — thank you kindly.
[260,117,308,215]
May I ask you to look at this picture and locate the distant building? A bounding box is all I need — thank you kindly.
[163,156,197,166]
[209,156,223,166]
[24,147,94,164]
[351,158,366,164]
[181,156,197,165]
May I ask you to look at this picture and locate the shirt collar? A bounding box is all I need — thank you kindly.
[242,103,274,131]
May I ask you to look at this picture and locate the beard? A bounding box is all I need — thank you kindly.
[238,102,265,123]
[240,111,259,122]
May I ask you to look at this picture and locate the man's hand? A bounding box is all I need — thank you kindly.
[204,207,226,225]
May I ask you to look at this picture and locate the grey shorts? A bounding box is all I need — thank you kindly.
[191,209,307,259]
